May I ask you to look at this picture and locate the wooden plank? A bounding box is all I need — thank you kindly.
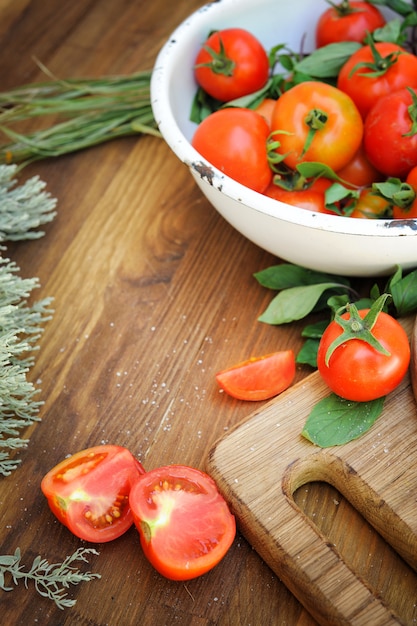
[207,319,417,625]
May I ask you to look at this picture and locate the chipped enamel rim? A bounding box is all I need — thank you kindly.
[150,0,417,274]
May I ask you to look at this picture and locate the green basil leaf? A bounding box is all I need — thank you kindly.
[296,338,319,368]
[390,269,417,316]
[295,161,340,181]
[370,0,414,17]
[373,18,405,44]
[294,42,361,78]
[189,87,221,123]
[258,282,345,324]
[302,394,385,447]
[327,295,373,314]
[326,183,358,205]
[301,319,329,339]
[254,263,350,290]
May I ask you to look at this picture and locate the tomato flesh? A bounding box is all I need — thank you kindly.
[41,445,145,542]
[317,310,410,402]
[129,465,236,581]
[216,350,295,401]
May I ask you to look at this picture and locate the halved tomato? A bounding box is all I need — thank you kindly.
[216,350,296,400]
[41,445,145,543]
[129,465,236,581]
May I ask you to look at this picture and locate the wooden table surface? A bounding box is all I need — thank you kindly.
[0,1,416,624]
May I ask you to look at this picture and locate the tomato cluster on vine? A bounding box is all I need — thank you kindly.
[191,0,417,219]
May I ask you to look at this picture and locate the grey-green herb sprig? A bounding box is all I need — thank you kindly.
[0,164,56,239]
[0,261,54,476]
[0,62,160,169]
[0,165,55,476]
[0,547,101,609]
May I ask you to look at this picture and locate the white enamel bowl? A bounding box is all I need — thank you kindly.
[150,0,417,276]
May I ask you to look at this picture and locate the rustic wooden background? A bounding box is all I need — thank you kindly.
[0,1,416,624]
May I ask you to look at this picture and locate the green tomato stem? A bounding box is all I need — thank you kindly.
[195,39,235,77]
[324,293,392,367]
[302,108,327,157]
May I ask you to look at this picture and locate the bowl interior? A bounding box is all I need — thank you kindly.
[151,0,417,275]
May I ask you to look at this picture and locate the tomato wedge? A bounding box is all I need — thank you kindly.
[129,465,236,581]
[216,350,296,400]
[41,445,145,543]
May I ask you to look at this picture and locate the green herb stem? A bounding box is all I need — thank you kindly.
[0,547,101,609]
[0,69,160,168]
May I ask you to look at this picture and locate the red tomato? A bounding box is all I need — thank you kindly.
[337,43,417,119]
[363,88,417,178]
[129,465,236,580]
[194,28,269,102]
[254,97,276,127]
[316,1,385,47]
[192,107,272,193]
[264,184,333,214]
[393,165,417,218]
[317,308,410,402]
[270,81,363,171]
[216,350,295,401]
[336,143,383,188]
[349,188,394,218]
[41,445,145,543]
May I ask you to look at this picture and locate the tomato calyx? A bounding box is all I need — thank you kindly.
[129,465,236,581]
[303,108,328,157]
[267,130,292,170]
[195,38,235,77]
[349,37,401,79]
[329,0,366,17]
[324,294,391,366]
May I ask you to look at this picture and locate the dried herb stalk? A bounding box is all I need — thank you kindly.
[0,67,159,168]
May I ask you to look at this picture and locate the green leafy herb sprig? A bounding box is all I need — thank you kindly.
[0,165,55,475]
[0,547,100,609]
[0,65,159,169]
[254,262,417,447]
[0,164,56,239]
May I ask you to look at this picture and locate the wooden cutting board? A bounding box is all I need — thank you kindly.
[207,317,417,625]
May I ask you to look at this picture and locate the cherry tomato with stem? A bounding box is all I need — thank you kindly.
[316,0,386,48]
[317,295,410,402]
[337,41,417,119]
[192,107,272,193]
[41,445,145,543]
[364,87,417,178]
[129,465,236,581]
[254,97,276,128]
[216,350,296,401]
[194,28,269,102]
[270,81,363,172]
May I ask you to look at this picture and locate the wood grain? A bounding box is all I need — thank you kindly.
[208,354,417,624]
[0,1,416,625]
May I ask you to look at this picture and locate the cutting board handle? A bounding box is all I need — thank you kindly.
[208,348,417,624]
